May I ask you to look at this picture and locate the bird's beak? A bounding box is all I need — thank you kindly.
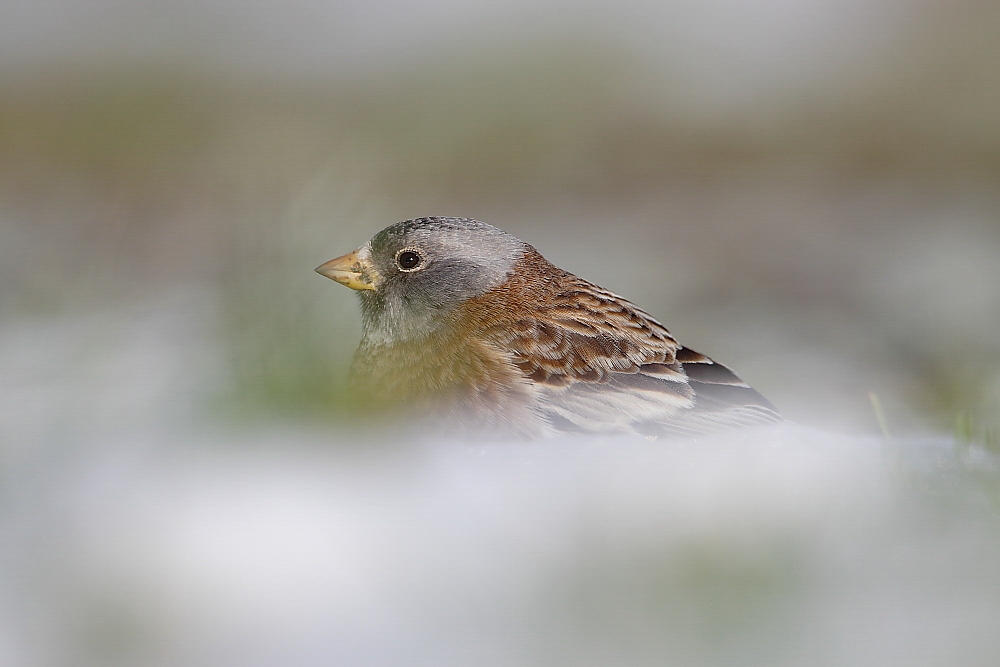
[314,248,379,291]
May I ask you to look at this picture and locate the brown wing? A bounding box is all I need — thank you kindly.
[492,274,780,436]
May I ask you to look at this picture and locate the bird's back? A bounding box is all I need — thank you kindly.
[458,248,781,436]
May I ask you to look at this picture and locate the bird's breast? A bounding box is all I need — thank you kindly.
[350,331,541,433]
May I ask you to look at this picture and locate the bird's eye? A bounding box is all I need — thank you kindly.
[395,249,423,271]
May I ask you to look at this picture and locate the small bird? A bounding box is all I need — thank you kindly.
[316,217,779,437]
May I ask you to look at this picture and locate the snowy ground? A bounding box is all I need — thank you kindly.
[3,298,1000,667]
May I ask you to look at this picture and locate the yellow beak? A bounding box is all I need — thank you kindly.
[314,249,378,291]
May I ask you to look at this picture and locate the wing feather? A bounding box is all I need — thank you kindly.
[494,275,779,436]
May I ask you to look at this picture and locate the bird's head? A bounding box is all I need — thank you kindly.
[316,217,528,343]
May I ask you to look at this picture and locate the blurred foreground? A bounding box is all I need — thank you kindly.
[5,423,1000,666]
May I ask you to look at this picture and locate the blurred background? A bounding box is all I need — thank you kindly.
[3,1,1000,665]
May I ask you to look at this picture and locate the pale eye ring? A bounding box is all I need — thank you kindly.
[395,248,423,271]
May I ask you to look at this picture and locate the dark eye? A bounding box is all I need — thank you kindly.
[396,250,422,271]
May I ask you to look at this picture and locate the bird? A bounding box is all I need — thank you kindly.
[315,216,780,438]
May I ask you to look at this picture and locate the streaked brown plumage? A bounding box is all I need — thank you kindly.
[317,217,779,437]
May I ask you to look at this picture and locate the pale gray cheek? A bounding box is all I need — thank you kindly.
[356,254,516,343]
[358,291,386,323]
[409,265,487,307]
[419,257,515,302]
